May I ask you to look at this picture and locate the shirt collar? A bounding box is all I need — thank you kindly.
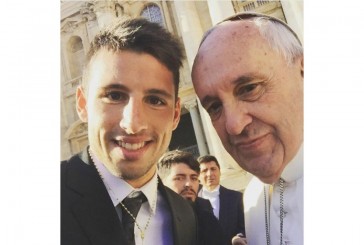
[202,185,220,196]
[92,152,158,214]
[281,143,303,183]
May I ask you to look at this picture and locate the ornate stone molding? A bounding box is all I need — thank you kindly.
[65,120,88,139]
[61,16,83,33]
[80,2,96,21]
[92,0,117,13]
[184,99,197,111]
[61,2,97,34]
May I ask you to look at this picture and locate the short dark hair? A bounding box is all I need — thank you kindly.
[197,155,220,169]
[83,17,184,99]
[158,150,200,179]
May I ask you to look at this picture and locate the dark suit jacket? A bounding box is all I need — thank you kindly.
[194,197,223,245]
[219,186,245,245]
[61,149,197,245]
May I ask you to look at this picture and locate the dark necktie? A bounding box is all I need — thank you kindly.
[120,192,147,245]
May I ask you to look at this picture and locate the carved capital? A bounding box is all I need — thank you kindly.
[61,18,82,33]
[92,0,116,13]
[65,121,88,140]
[80,2,96,21]
[184,100,197,111]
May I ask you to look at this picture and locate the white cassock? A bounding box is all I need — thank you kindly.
[244,145,303,245]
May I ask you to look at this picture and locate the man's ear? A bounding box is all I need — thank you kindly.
[300,56,304,78]
[172,97,181,131]
[76,86,88,122]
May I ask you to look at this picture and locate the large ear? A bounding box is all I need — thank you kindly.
[300,56,304,78]
[172,97,181,130]
[76,86,88,122]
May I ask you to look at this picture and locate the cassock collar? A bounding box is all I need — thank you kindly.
[281,143,303,183]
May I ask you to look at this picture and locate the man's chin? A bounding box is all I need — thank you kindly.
[249,164,284,184]
[186,197,196,202]
[182,194,196,202]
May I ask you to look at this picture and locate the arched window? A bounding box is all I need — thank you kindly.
[115,4,124,18]
[141,4,165,27]
[67,36,85,78]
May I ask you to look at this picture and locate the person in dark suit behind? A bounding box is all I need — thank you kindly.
[61,17,198,245]
[158,150,223,245]
[198,155,246,245]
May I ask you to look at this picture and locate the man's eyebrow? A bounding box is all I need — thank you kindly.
[232,75,255,85]
[175,174,187,177]
[102,83,129,91]
[100,85,174,99]
[147,89,174,99]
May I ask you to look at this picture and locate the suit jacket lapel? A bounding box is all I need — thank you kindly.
[65,149,128,245]
[158,178,192,245]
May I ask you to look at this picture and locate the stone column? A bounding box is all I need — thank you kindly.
[80,3,98,44]
[197,99,251,190]
[173,1,247,188]
[280,0,303,44]
[206,0,235,25]
[184,100,208,156]
[196,99,236,171]
[173,1,204,70]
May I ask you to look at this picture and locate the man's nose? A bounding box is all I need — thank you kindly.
[185,179,191,187]
[120,98,148,134]
[224,102,252,136]
[206,169,212,176]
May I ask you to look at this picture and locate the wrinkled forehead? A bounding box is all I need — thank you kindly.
[220,11,301,43]
[170,164,199,178]
[200,161,219,170]
[200,20,259,51]
[194,20,264,70]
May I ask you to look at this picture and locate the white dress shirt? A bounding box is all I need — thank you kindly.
[93,154,173,245]
[199,185,221,219]
[244,145,303,245]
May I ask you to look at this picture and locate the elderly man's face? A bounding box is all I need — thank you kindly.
[192,21,303,184]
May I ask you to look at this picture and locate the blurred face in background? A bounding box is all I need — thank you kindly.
[163,163,200,202]
[199,161,221,191]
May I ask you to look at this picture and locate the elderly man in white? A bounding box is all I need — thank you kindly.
[192,12,303,245]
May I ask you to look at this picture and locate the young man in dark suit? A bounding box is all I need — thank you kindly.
[61,18,197,245]
[198,155,246,245]
[158,150,223,245]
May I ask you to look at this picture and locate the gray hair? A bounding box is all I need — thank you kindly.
[252,17,303,65]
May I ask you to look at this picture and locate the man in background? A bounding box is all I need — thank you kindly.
[159,150,223,245]
[198,155,245,245]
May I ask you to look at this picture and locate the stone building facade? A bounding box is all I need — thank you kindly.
[60,0,303,191]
